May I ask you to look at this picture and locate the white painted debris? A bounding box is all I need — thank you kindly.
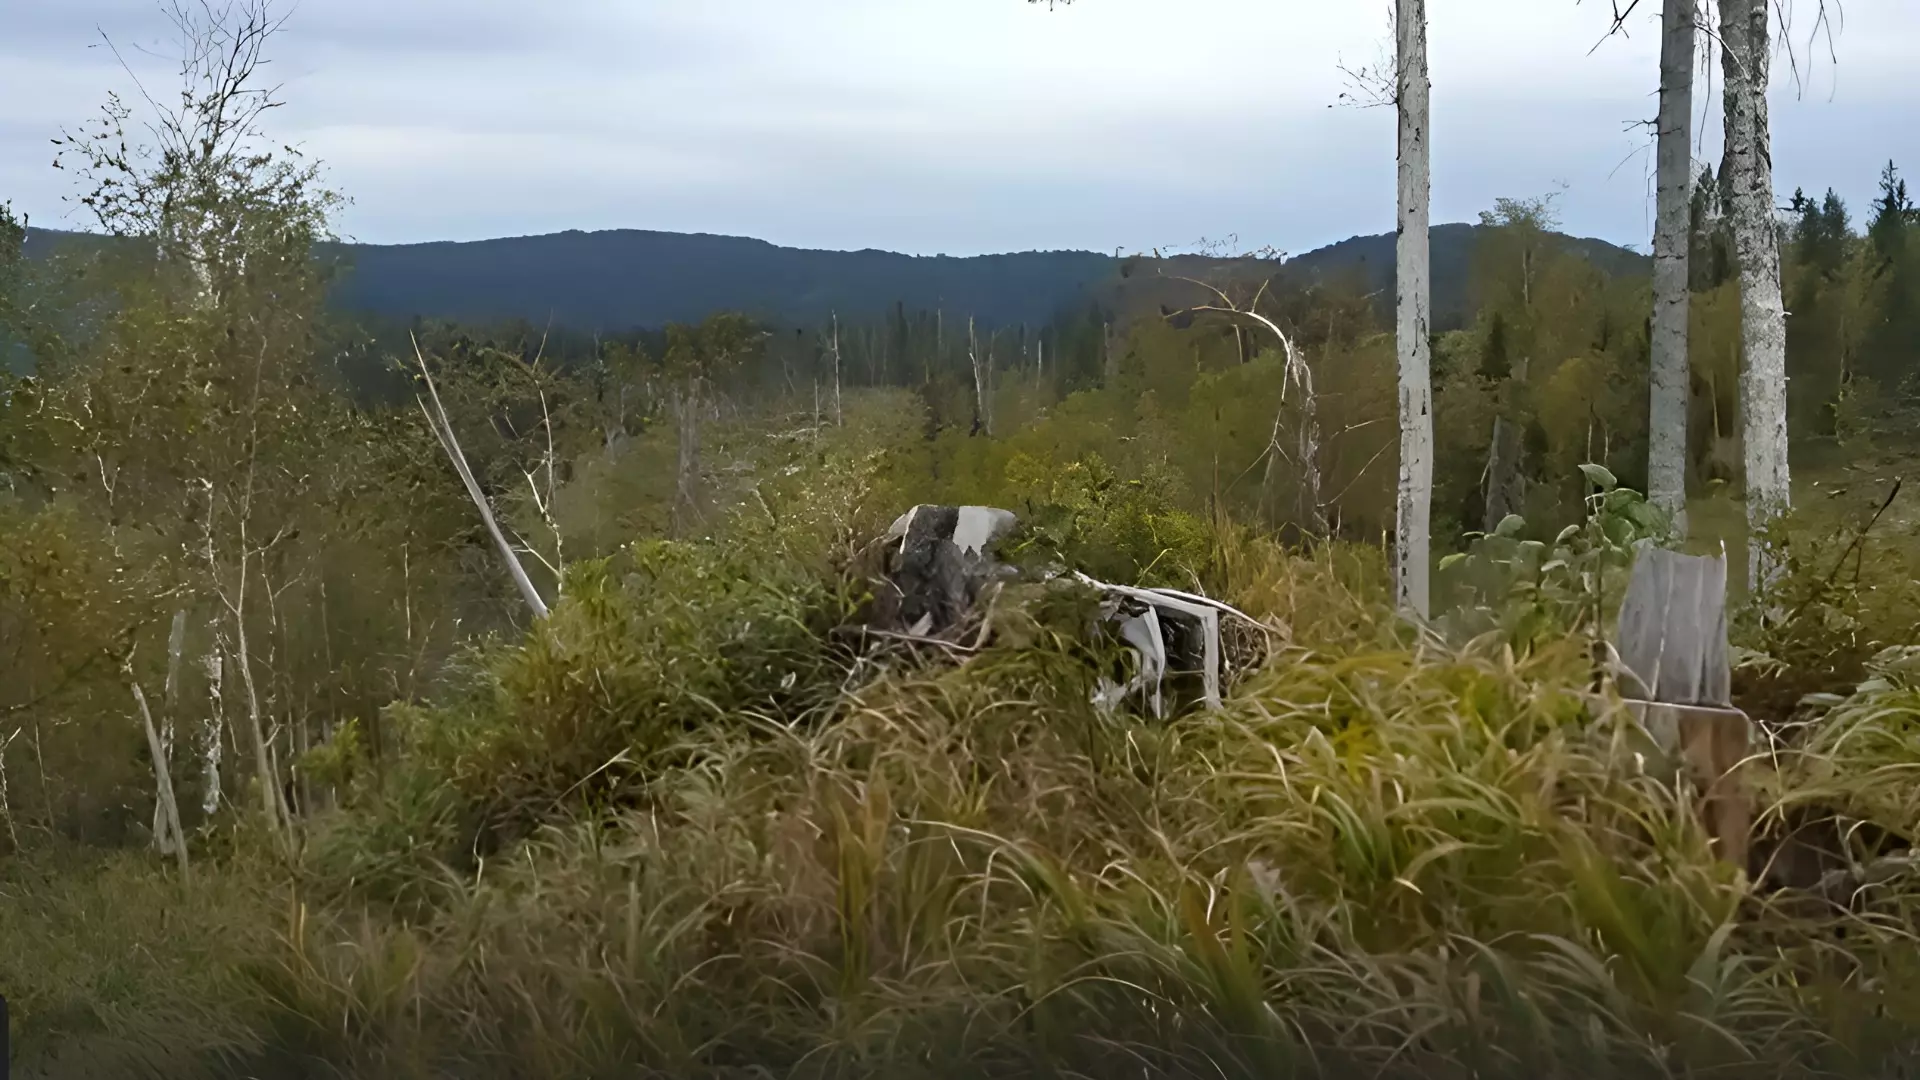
[1075,571,1263,716]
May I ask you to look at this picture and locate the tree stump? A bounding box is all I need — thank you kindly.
[1609,547,1754,869]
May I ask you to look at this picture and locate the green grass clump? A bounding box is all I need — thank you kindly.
[219,534,1920,1080]
[13,479,1920,1080]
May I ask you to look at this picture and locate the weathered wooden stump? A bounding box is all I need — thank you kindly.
[1608,547,1754,868]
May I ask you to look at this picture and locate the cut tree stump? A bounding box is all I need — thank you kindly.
[1608,546,1754,869]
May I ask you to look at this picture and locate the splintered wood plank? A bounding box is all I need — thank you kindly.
[1616,546,1733,708]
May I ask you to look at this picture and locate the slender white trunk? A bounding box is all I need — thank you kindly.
[412,338,550,619]
[1,728,19,850]
[1648,0,1696,535]
[829,312,844,427]
[1395,0,1434,619]
[201,641,224,817]
[1720,0,1790,590]
[231,523,291,848]
[132,679,189,875]
[151,610,187,846]
[673,379,703,534]
[969,317,994,436]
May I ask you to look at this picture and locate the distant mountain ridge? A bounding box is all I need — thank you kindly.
[22,222,1648,332]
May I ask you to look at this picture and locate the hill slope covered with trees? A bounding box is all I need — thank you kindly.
[21,220,1645,335]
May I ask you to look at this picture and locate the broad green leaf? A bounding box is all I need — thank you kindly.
[1578,463,1618,491]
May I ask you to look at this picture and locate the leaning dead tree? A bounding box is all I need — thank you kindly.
[412,336,551,620]
[1164,273,1326,535]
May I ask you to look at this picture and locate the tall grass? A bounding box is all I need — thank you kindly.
[10,468,1920,1079]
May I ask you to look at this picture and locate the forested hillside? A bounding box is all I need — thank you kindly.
[3,1,1920,1078]
[23,220,1644,336]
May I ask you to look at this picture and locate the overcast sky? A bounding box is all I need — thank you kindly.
[2,0,1914,257]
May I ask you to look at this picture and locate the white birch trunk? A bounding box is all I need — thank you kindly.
[1648,0,1696,535]
[1720,0,1791,591]
[231,525,291,849]
[1395,0,1434,619]
[201,642,224,817]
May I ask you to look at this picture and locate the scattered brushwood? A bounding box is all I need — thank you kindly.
[1733,482,1919,732]
[845,503,1274,721]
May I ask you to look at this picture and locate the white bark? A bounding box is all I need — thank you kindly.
[1720,0,1791,590]
[1395,0,1434,619]
[219,515,292,849]
[969,316,994,436]
[201,642,224,817]
[829,312,845,427]
[1648,0,1696,536]
[674,381,701,531]
[151,609,187,847]
[412,337,551,620]
[132,678,189,875]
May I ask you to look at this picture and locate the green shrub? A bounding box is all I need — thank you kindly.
[1000,451,1214,587]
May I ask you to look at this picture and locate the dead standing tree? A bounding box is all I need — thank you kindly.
[412,337,551,621]
[1585,0,1698,538]
[1338,2,1434,616]
[1590,0,1843,561]
[967,316,995,437]
[662,314,765,534]
[1161,270,1328,535]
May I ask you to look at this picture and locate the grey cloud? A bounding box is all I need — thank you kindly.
[3,0,1916,256]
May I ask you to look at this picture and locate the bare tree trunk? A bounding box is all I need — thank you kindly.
[0,727,18,850]
[151,610,187,847]
[1484,419,1523,530]
[231,523,291,850]
[829,312,845,427]
[1395,0,1434,619]
[969,317,994,436]
[1720,0,1791,590]
[1649,0,1696,535]
[1483,356,1530,531]
[674,379,702,533]
[412,337,550,619]
[131,679,189,876]
[201,638,224,817]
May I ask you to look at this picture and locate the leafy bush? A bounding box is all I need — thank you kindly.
[1733,497,1920,724]
[1436,464,1669,652]
[1000,451,1214,587]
